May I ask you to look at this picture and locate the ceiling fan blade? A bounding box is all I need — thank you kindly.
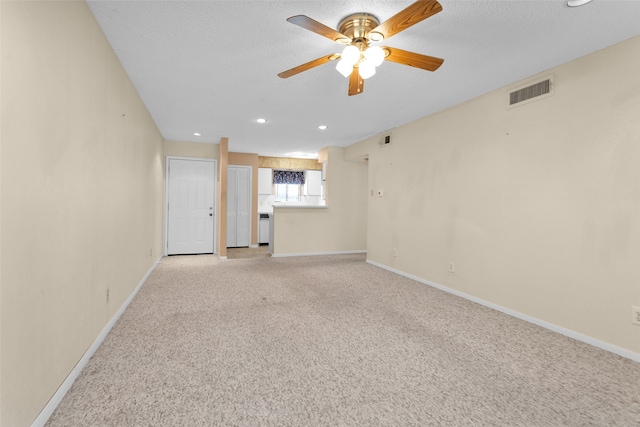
[287,15,350,44]
[348,67,364,96]
[383,47,444,71]
[278,54,337,79]
[370,0,443,41]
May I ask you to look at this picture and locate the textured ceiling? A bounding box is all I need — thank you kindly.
[87,0,640,158]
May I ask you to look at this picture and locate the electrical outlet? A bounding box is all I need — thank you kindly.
[106,288,110,303]
[632,306,640,326]
[150,248,153,257]
[448,262,455,273]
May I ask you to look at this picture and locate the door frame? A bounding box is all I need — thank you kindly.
[227,164,253,248]
[164,156,218,256]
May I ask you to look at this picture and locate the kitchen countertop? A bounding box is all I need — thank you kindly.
[272,205,328,209]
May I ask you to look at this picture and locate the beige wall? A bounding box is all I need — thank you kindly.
[273,147,367,255]
[1,2,165,425]
[164,140,219,160]
[347,36,640,356]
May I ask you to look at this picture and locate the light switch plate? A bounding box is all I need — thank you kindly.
[632,306,640,326]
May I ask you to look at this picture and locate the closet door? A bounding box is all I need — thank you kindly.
[235,167,251,247]
[227,166,251,247]
[226,167,238,247]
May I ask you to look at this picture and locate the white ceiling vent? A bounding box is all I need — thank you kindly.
[380,134,392,145]
[508,75,554,108]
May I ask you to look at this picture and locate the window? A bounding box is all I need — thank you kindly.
[275,183,301,202]
[273,170,305,202]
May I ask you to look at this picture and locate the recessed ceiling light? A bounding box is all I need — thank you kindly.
[566,0,593,7]
[318,125,327,130]
[256,118,267,124]
[193,132,201,136]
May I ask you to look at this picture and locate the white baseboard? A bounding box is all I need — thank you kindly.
[32,256,163,427]
[271,250,366,258]
[366,259,640,364]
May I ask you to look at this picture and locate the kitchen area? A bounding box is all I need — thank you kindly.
[166,142,363,260]
[256,159,326,254]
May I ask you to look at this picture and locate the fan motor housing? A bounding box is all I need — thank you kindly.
[337,13,380,42]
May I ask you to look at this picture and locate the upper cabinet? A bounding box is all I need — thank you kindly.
[258,168,272,195]
[306,170,322,196]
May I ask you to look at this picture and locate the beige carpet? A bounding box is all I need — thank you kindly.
[46,254,639,426]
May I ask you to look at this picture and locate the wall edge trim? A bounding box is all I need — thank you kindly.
[31,256,164,427]
[366,259,640,364]
[271,250,366,258]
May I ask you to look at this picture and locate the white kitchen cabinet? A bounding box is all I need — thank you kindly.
[258,168,272,195]
[306,170,322,196]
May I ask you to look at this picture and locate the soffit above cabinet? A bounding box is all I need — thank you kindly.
[258,156,322,171]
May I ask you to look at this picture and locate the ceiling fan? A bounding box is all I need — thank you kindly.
[278,0,444,96]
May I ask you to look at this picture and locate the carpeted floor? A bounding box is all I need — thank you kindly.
[46,254,640,426]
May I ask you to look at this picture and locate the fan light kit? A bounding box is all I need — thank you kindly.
[334,14,386,80]
[278,0,444,96]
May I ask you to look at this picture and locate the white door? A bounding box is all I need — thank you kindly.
[227,166,251,247]
[227,167,238,247]
[167,158,216,255]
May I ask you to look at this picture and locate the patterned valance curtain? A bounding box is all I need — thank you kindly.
[273,170,305,185]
